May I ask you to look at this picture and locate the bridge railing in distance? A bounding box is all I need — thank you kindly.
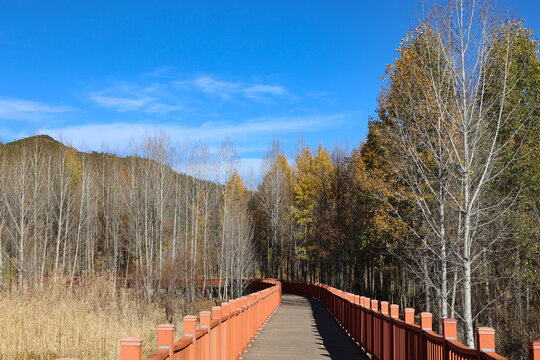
[117,279,281,360]
[281,280,539,360]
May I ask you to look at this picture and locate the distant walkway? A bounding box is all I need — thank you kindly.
[243,293,369,360]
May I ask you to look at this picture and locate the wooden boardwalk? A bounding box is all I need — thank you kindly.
[243,293,369,360]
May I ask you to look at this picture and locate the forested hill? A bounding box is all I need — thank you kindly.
[2,134,219,193]
[0,133,253,302]
[6,134,63,147]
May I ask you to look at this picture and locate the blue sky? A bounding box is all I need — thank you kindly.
[1,0,538,173]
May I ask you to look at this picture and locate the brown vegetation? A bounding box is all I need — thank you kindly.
[0,275,219,360]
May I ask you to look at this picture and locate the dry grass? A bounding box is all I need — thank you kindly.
[0,276,214,360]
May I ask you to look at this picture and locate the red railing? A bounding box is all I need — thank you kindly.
[281,280,539,360]
[118,279,281,360]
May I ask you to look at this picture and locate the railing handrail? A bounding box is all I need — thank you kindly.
[281,280,538,360]
[117,278,282,360]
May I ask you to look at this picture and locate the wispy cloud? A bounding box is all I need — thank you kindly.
[90,94,154,112]
[0,98,74,121]
[244,84,289,98]
[188,75,291,101]
[191,76,241,99]
[37,114,343,151]
[89,82,185,114]
[89,73,294,114]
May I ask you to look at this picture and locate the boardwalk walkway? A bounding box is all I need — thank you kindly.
[243,293,369,360]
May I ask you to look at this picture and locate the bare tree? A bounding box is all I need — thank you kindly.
[382,0,535,345]
[258,139,292,278]
[1,146,32,295]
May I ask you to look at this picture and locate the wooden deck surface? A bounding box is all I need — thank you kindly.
[243,293,369,359]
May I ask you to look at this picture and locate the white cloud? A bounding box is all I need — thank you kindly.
[191,76,241,99]
[90,94,154,112]
[243,84,289,99]
[37,114,345,183]
[89,82,186,114]
[89,74,293,113]
[37,114,343,152]
[0,98,74,121]
[189,75,292,101]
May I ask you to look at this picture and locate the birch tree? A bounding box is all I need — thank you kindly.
[379,0,538,345]
[258,140,292,278]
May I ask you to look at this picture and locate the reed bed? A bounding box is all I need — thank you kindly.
[0,276,213,360]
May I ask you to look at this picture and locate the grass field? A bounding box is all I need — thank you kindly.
[0,276,214,360]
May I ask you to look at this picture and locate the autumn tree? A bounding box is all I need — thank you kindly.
[376,0,540,346]
[258,140,292,278]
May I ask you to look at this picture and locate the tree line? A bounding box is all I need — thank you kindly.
[0,134,256,301]
[253,1,539,357]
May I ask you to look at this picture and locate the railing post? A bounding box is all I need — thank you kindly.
[236,299,244,359]
[229,299,237,360]
[363,296,370,349]
[373,300,382,357]
[530,341,540,360]
[345,293,351,334]
[120,337,143,360]
[248,294,253,344]
[355,295,361,343]
[255,294,260,337]
[250,294,256,341]
[246,294,252,345]
[390,304,399,360]
[221,302,230,360]
[380,301,389,360]
[183,315,198,360]
[349,293,354,335]
[242,296,248,355]
[200,311,211,360]
[338,290,343,325]
[476,327,496,353]
[404,308,414,360]
[157,324,175,358]
[443,319,457,360]
[212,306,222,360]
[251,294,256,341]
[420,312,431,360]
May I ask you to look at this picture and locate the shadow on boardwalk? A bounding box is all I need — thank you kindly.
[307,296,369,359]
[243,293,368,359]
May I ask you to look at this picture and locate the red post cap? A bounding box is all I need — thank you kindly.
[476,327,496,352]
[200,311,211,328]
[157,324,175,349]
[380,301,389,315]
[120,337,144,360]
[183,315,197,336]
[390,304,399,318]
[212,306,222,320]
[443,318,457,340]
[404,308,415,324]
[420,312,432,330]
[221,302,230,316]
